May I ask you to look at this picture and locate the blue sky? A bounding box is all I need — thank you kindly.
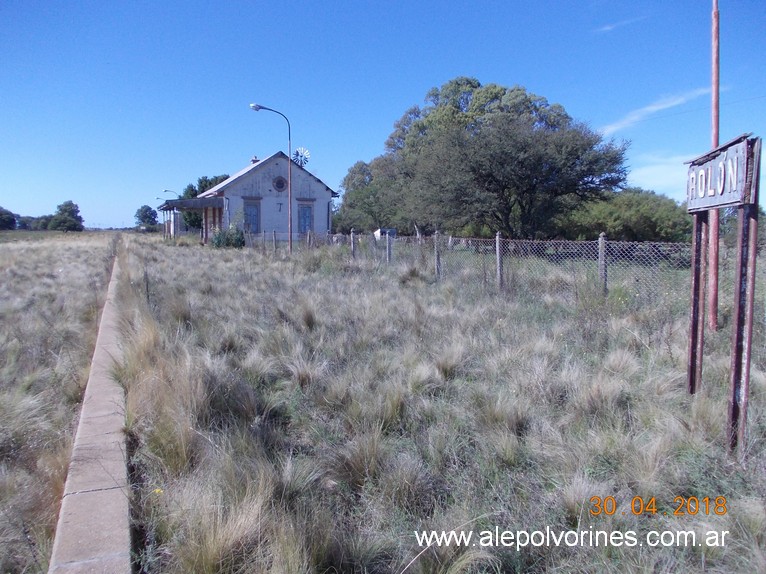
[1,0,764,228]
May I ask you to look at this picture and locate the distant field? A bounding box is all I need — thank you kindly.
[0,232,116,572]
[117,235,766,573]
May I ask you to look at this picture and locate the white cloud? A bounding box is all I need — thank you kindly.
[594,17,647,34]
[600,88,710,136]
[627,153,698,202]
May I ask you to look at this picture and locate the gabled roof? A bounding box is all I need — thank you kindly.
[197,151,339,198]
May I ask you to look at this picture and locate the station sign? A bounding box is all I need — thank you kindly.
[687,134,761,213]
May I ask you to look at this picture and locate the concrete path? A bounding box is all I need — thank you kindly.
[48,255,131,573]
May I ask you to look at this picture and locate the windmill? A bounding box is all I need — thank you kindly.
[292,147,310,167]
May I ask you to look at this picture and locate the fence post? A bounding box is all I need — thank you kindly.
[350,228,356,260]
[273,230,277,255]
[598,232,608,295]
[386,232,392,264]
[307,229,312,249]
[434,231,442,280]
[262,230,266,254]
[496,231,503,290]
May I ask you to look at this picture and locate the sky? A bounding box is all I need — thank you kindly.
[1,0,764,229]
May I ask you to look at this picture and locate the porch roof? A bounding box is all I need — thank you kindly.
[157,197,225,211]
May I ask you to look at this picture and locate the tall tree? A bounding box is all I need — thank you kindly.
[48,200,84,232]
[0,206,15,230]
[135,205,158,227]
[338,77,628,238]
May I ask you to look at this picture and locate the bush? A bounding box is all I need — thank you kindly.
[210,226,245,249]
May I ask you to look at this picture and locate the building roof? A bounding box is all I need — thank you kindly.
[157,197,224,211]
[197,151,339,198]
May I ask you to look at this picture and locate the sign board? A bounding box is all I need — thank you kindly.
[687,134,761,213]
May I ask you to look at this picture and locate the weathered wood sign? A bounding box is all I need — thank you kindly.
[686,132,761,455]
[687,134,760,212]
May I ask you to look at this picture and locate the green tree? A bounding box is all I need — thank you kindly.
[340,77,627,238]
[48,201,84,232]
[135,205,158,227]
[0,206,15,230]
[558,188,692,242]
[181,174,229,229]
[400,78,627,237]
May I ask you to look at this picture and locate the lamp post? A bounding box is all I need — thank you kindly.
[250,103,292,253]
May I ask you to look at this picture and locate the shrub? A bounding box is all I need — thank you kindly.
[210,225,245,249]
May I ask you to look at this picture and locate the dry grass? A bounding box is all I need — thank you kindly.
[0,231,116,573]
[116,235,766,573]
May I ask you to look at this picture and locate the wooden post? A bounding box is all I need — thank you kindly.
[687,212,709,395]
[434,231,441,280]
[350,228,356,260]
[728,203,758,452]
[495,231,503,290]
[598,233,608,296]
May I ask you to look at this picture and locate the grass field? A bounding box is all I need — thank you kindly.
[115,235,766,573]
[0,231,116,572]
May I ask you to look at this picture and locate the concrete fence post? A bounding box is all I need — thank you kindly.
[273,230,277,255]
[307,229,312,249]
[262,230,266,253]
[350,228,356,260]
[386,232,392,264]
[496,231,503,290]
[598,232,608,295]
[434,231,442,280]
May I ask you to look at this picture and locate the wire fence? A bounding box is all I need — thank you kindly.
[231,229,766,320]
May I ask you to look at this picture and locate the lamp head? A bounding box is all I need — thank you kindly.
[249,103,263,111]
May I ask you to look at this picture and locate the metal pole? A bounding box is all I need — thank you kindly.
[708,0,721,331]
[250,103,292,253]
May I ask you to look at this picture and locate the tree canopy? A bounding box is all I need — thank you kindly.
[335,77,628,238]
[181,174,229,229]
[48,200,84,232]
[557,187,692,242]
[135,205,158,227]
[0,207,15,230]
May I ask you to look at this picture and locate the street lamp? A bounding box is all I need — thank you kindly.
[250,103,292,253]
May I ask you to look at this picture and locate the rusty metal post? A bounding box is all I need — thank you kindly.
[708,0,721,331]
[687,212,709,394]
[495,231,503,290]
[598,233,608,296]
[434,231,441,281]
[350,228,356,260]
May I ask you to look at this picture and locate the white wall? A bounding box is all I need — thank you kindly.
[221,155,333,237]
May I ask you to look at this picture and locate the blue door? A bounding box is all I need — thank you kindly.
[244,201,260,234]
[298,204,313,234]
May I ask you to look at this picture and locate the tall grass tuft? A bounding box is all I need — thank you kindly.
[116,235,766,573]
